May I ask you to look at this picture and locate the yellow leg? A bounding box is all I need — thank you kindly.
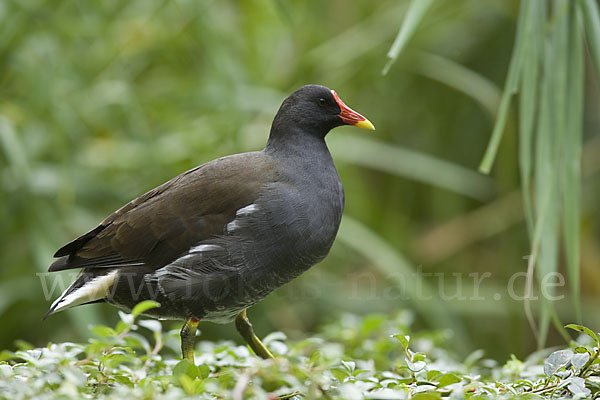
[235,309,274,359]
[180,317,200,363]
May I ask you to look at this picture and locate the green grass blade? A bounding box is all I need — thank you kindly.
[518,0,545,237]
[533,0,570,347]
[532,28,554,349]
[329,135,495,200]
[580,0,600,81]
[523,175,552,344]
[562,2,584,323]
[383,0,435,75]
[478,0,530,174]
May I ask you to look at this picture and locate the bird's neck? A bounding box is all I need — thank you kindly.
[264,125,330,160]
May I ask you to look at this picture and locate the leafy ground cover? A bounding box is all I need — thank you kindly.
[0,302,598,399]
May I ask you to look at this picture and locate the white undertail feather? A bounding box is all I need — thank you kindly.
[49,270,119,314]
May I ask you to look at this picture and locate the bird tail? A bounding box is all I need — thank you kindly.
[43,269,119,319]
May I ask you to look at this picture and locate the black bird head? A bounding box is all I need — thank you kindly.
[269,84,374,140]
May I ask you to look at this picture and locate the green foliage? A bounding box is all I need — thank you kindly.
[1,0,599,365]
[385,0,599,349]
[1,310,600,399]
[131,300,161,319]
[476,0,590,346]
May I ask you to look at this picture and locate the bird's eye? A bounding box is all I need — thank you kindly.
[318,98,327,106]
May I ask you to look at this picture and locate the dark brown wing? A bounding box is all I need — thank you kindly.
[49,152,277,272]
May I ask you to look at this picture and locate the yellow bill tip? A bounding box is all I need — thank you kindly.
[355,119,375,131]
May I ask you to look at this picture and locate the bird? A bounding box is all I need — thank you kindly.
[44,84,375,362]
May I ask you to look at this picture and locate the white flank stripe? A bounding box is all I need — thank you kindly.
[227,204,258,233]
[96,262,145,268]
[50,270,119,314]
[152,266,171,279]
[226,220,241,232]
[236,203,258,216]
[176,254,194,262]
[189,244,222,253]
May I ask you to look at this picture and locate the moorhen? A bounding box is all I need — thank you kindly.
[44,84,374,362]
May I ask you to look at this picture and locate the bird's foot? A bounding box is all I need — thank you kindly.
[235,309,274,359]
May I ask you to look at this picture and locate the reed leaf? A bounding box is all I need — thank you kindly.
[383,0,435,75]
[478,0,529,174]
[580,0,600,80]
[329,135,494,201]
[474,0,587,347]
[518,0,545,237]
[562,2,584,323]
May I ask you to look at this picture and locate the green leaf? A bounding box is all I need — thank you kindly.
[178,374,205,395]
[580,0,600,81]
[463,349,485,370]
[528,1,572,345]
[0,350,15,361]
[570,353,589,371]
[518,0,544,236]
[436,373,461,387]
[173,359,202,379]
[426,370,442,381]
[14,350,41,366]
[331,368,348,383]
[392,334,410,350]
[138,319,162,333]
[111,374,133,387]
[90,325,117,338]
[544,350,574,376]
[340,360,356,374]
[562,0,584,323]
[566,324,600,345]
[574,346,591,354]
[123,334,150,352]
[14,340,34,351]
[383,0,435,75]
[131,300,161,318]
[197,364,210,380]
[411,391,442,400]
[478,0,530,173]
[101,353,131,368]
[568,376,591,396]
[330,135,494,201]
[115,320,130,335]
[360,314,387,337]
[406,358,426,372]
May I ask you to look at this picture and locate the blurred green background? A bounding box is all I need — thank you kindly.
[1,0,599,361]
